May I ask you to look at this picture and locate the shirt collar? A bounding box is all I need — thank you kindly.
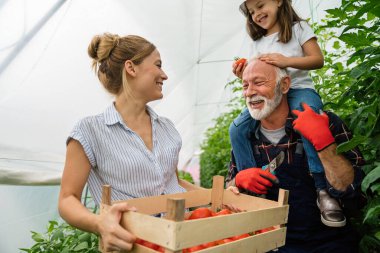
[253,112,295,139]
[103,103,159,126]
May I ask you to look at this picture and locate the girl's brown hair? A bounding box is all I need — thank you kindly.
[88,33,156,95]
[240,0,303,43]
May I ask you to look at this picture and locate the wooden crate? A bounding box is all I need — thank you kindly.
[100,176,289,253]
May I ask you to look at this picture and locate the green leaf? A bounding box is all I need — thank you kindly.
[336,135,367,153]
[361,164,380,193]
[370,183,380,195]
[333,41,340,49]
[31,232,45,243]
[78,232,91,242]
[51,229,64,241]
[375,231,380,241]
[363,205,380,223]
[74,241,89,251]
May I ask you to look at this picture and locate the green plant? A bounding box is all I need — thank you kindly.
[311,1,380,251]
[178,170,195,184]
[200,78,244,188]
[20,220,100,253]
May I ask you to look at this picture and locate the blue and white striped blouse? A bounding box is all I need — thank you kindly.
[68,103,186,205]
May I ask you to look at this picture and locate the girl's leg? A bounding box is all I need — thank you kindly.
[229,108,257,171]
[288,88,326,189]
[288,88,346,227]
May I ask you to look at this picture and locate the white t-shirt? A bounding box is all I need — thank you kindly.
[252,21,316,89]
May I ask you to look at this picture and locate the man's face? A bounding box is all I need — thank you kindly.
[242,60,283,120]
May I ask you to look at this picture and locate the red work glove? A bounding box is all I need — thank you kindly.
[235,168,278,194]
[292,103,335,151]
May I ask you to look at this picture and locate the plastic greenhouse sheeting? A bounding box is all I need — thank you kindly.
[0,0,339,251]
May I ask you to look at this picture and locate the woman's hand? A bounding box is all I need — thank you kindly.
[97,202,137,252]
[259,53,289,68]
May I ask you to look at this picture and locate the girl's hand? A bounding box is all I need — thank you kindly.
[232,58,247,79]
[224,186,244,212]
[259,53,289,68]
[98,202,137,252]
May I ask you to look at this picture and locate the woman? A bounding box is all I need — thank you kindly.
[58,33,198,251]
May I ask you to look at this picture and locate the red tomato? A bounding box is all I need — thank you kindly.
[216,239,226,245]
[202,241,218,248]
[135,238,145,245]
[157,246,165,252]
[183,245,206,252]
[188,207,212,220]
[234,57,247,66]
[141,241,160,250]
[214,209,232,216]
[230,233,250,241]
[222,238,234,244]
[256,226,276,234]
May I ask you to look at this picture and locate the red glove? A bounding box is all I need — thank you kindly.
[235,168,278,194]
[292,103,335,151]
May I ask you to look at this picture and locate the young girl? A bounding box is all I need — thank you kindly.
[231,0,346,227]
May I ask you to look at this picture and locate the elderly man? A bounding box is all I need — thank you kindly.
[226,59,365,252]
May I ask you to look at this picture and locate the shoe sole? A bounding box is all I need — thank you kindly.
[317,199,346,227]
[321,215,346,227]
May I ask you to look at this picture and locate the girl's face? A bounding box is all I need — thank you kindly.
[245,0,281,35]
[130,49,168,103]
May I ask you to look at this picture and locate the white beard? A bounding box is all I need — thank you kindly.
[246,82,283,120]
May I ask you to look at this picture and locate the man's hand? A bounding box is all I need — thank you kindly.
[235,168,278,194]
[292,103,335,151]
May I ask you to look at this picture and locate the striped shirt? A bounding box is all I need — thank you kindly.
[68,103,185,205]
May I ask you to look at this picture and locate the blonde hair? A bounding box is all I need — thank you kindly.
[88,33,156,95]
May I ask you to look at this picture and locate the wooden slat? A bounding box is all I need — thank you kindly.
[174,206,288,250]
[278,189,289,206]
[222,190,279,211]
[113,189,212,215]
[120,210,177,250]
[128,244,158,253]
[210,176,225,212]
[102,185,111,205]
[278,189,289,228]
[195,227,287,253]
[165,199,185,253]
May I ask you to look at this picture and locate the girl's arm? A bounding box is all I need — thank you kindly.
[260,38,324,70]
[58,140,136,252]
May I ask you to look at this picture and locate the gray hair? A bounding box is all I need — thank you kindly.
[249,54,289,84]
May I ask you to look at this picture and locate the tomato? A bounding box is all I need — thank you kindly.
[157,246,165,252]
[234,57,247,66]
[230,233,250,241]
[256,226,276,234]
[141,241,160,250]
[188,207,212,220]
[214,209,232,216]
[202,241,218,248]
[222,238,234,244]
[183,245,206,252]
[135,238,145,245]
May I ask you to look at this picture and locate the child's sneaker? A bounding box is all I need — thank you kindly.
[317,189,346,227]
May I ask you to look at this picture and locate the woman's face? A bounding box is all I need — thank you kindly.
[130,49,168,102]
